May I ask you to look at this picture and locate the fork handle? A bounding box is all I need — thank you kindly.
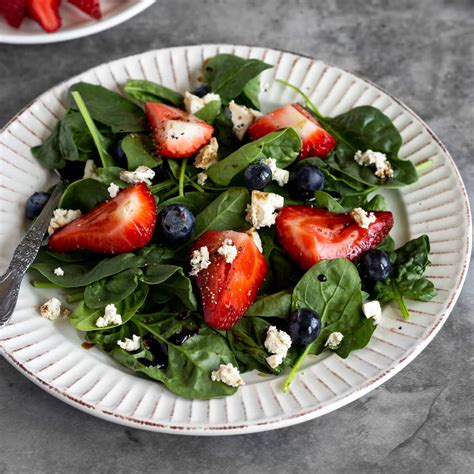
[0,269,24,328]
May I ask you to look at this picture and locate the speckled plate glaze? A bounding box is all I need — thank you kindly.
[0,45,471,435]
[0,0,154,44]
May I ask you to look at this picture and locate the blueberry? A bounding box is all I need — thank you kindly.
[360,249,392,281]
[157,205,196,244]
[25,192,50,220]
[288,165,325,201]
[287,308,321,345]
[191,84,210,97]
[244,162,272,190]
[115,139,126,161]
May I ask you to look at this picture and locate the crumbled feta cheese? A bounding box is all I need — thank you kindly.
[350,207,377,229]
[117,334,141,352]
[211,363,245,387]
[217,238,238,264]
[119,166,155,185]
[48,208,82,235]
[263,158,290,187]
[228,100,263,140]
[184,91,221,115]
[246,190,284,229]
[362,300,382,323]
[247,229,263,253]
[39,297,62,320]
[194,137,218,170]
[95,304,123,328]
[264,325,292,368]
[53,267,64,277]
[197,172,208,186]
[83,159,100,180]
[325,332,344,350]
[354,149,394,180]
[107,182,120,199]
[189,246,211,276]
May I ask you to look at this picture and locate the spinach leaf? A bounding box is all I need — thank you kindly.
[58,178,109,212]
[69,82,147,133]
[84,268,142,309]
[313,191,388,213]
[372,235,437,319]
[245,290,292,318]
[365,194,389,211]
[193,188,250,238]
[206,128,300,186]
[238,76,262,110]
[58,110,96,162]
[121,134,160,170]
[71,283,148,331]
[377,235,396,253]
[314,191,347,213]
[194,100,221,124]
[124,79,184,107]
[31,122,65,169]
[85,323,132,350]
[97,166,127,187]
[141,264,183,285]
[157,191,216,214]
[204,54,272,105]
[213,111,241,158]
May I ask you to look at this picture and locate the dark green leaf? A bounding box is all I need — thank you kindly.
[31,122,65,169]
[194,100,222,124]
[157,191,216,214]
[245,290,292,318]
[121,134,161,170]
[58,110,96,162]
[58,178,109,212]
[124,79,184,107]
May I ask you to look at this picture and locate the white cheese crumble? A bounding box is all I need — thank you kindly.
[362,300,382,323]
[83,159,100,180]
[189,246,211,276]
[95,304,123,328]
[119,166,155,185]
[53,267,64,277]
[48,208,82,235]
[107,182,120,199]
[350,207,377,229]
[247,229,263,253]
[117,334,141,352]
[228,100,263,140]
[325,332,344,350]
[211,363,245,387]
[263,158,290,187]
[194,137,218,170]
[354,149,394,180]
[217,238,238,264]
[184,91,221,115]
[264,325,292,368]
[197,172,208,186]
[39,297,69,320]
[246,190,284,229]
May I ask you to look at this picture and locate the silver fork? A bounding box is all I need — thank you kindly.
[0,180,66,328]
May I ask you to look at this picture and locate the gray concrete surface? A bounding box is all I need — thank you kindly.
[0,0,472,472]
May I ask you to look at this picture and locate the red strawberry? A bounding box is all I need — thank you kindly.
[275,206,393,270]
[191,230,267,330]
[0,0,27,28]
[68,0,101,19]
[248,104,336,159]
[145,102,214,159]
[49,183,157,254]
[27,0,60,32]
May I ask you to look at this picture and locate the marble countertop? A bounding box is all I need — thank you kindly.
[0,1,472,472]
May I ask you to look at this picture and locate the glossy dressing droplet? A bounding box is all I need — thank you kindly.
[318,274,327,282]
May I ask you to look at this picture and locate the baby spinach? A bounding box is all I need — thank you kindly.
[69,82,147,133]
[121,134,160,170]
[58,178,109,212]
[157,191,216,214]
[207,128,300,186]
[58,110,96,162]
[31,122,65,169]
[141,264,183,285]
[124,79,184,107]
[245,290,292,318]
[194,99,221,124]
[313,191,388,213]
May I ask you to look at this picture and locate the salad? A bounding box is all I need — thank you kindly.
[26,53,437,399]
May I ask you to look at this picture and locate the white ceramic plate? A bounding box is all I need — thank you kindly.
[0,0,154,44]
[0,45,471,435]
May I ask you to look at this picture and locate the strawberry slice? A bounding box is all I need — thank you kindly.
[145,102,214,159]
[27,0,60,32]
[275,206,393,270]
[68,0,101,19]
[0,0,27,28]
[48,183,157,254]
[248,104,336,159]
[191,230,267,330]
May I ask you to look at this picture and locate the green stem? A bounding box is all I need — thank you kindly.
[67,290,85,304]
[283,344,313,392]
[186,177,205,193]
[415,159,434,174]
[391,280,410,320]
[32,280,62,289]
[71,91,114,168]
[149,179,174,194]
[178,158,188,198]
[161,184,180,200]
[276,79,324,120]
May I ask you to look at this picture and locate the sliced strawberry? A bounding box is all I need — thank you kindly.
[68,0,101,19]
[27,0,60,32]
[275,206,393,270]
[145,102,214,159]
[191,230,267,330]
[49,183,157,254]
[0,0,27,28]
[248,104,336,159]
